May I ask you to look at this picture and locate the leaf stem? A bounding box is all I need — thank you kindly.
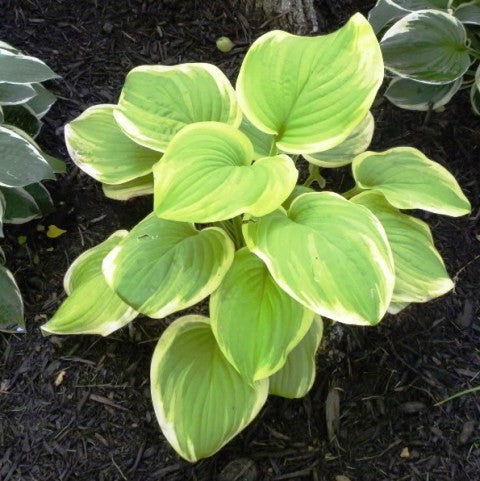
[341,185,363,199]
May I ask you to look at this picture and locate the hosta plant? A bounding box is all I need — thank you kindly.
[0,41,65,330]
[43,14,470,462]
[368,0,480,113]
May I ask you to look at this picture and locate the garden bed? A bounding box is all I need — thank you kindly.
[1,1,479,480]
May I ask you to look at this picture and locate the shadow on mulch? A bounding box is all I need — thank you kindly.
[1,1,479,480]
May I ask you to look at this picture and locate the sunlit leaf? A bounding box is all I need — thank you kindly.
[210,248,314,382]
[150,315,268,462]
[115,63,241,152]
[236,13,383,154]
[243,192,395,326]
[352,147,471,216]
[103,213,234,318]
[154,122,297,222]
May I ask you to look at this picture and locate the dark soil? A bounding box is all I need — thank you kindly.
[1,1,479,480]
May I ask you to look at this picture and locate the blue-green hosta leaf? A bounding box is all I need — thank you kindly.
[2,104,42,138]
[0,264,24,331]
[65,104,160,184]
[387,0,449,10]
[352,191,453,302]
[0,125,54,187]
[385,77,462,111]
[26,83,56,118]
[368,0,406,34]
[154,122,297,222]
[1,186,41,223]
[269,316,323,399]
[150,315,268,462]
[0,42,20,54]
[0,49,59,84]
[102,174,153,201]
[454,1,480,25]
[41,231,137,336]
[470,83,480,115]
[0,82,36,105]
[0,190,5,236]
[381,10,470,85]
[115,63,241,152]
[24,183,54,216]
[239,117,275,159]
[236,13,383,154]
[210,248,314,382]
[304,113,374,168]
[0,246,5,263]
[243,192,395,326]
[102,213,234,318]
[352,147,471,216]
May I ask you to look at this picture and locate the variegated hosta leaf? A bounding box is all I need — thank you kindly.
[150,315,268,462]
[388,301,410,314]
[102,174,153,201]
[283,185,314,210]
[385,77,462,111]
[368,0,406,33]
[380,10,470,85]
[0,82,36,105]
[304,112,374,168]
[26,83,57,118]
[352,147,471,216]
[3,104,41,138]
[210,248,314,382]
[236,13,383,154]
[387,0,449,10]
[239,117,275,159]
[0,49,59,84]
[102,213,234,319]
[153,122,297,222]
[471,83,480,115]
[65,104,160,184]
[0,264,24,330]
[269,316,323,399]
[1,186,41,223]
[115,63,241,152]
[454,1,480,25]
[352,191,453,302]
[0,124,55,188]
[41,231,137,336]
[243,192,395,326]
[0,191,5,235]
[24,183,54,216]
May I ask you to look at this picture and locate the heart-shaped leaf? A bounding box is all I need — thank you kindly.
[115,63,241,152]
[368,0,406,33]
[103,213,234,318]
[385,77,462,111]
[150,315,268,462]
[304,112,374,168]
[352,191,453,302]
[65,104,160,184]
[41,231,137,336]
[352,147,471,216]
[243,192,395,326]
[381,10,470,84]
[236,13,383,154]
[210,248,314,382]
[269,316,323,399]
[153,122,297,222]
[454,1,480,25]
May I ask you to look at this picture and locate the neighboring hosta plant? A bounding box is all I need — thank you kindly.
[42,14,470,462]
[0,41,65,330]
[368,0,480,113]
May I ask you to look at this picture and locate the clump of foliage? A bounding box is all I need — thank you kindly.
[0,41,65,330]
[43,14,470,462]
[369,0,480,113]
